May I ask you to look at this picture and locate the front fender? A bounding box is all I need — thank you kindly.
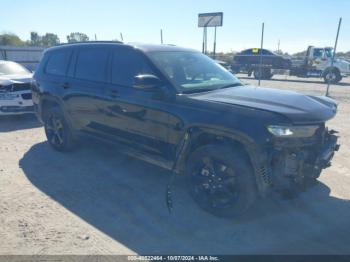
[174,125,271,195]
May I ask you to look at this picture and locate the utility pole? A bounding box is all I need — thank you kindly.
[94,34,97,41]
[258,22,265,86]
[120,33,124,42]
[203,27,208,54]
[277,39,280,53]
[326,17,342,97]
[202,27,205,53]
[213,26,217,59]
[160,29,163,44]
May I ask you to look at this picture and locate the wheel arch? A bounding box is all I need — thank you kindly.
[39,96,76,133]
[40,93,72,119]
[40,97,61,119]
[175,126,267,194]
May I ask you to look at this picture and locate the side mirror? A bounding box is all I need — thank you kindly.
[133,74,163,90]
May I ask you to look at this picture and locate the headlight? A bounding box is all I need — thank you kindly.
[267,125,319,138]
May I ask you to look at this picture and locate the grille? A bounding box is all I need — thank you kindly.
[21,93,32,100]
[259,165,272,185]
[0,83,32,92]
[12,83,32,92]
[0,85,12,92]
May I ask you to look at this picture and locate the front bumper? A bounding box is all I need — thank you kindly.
[255,128,340,195]
[0,91,34,115]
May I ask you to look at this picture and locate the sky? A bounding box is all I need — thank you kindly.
[2,0,350,53]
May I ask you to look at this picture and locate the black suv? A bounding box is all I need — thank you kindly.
[32,42,339,217]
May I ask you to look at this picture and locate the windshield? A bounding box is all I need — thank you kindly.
[324,48,334,58]
[148,51,242,93]
[0,61,30,76]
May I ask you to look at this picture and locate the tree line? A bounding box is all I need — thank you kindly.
[1,32,349,60]
[0,32,90,47]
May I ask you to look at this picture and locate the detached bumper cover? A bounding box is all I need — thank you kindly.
[315,130,339,169]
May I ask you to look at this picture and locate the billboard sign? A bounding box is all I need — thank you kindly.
[198,12,223,27]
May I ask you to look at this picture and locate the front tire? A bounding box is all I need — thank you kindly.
[44,106,76,152]
[186,145,257,218]
[254,69,272,80]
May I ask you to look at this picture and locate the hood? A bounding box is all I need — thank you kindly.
[334,59,350,73]
[189,85,337,124]
[0,73,33,87]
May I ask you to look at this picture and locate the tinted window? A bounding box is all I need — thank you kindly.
[45,51,71,76]
[313,48,324,58]
[262,49,273,55]
[75,48,109,82]
[111,48,154,86]
[241,49,253,55]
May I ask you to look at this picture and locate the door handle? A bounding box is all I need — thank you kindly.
[62,82,70,89]
[109,90,119,98]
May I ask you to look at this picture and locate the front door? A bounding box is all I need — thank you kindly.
[103,47,173,157]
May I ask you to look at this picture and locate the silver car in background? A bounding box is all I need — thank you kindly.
[0,60,33,115]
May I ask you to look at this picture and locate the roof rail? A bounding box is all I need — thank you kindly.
[56,40,123,46]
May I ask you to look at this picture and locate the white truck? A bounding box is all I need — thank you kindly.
[290,46,350,83]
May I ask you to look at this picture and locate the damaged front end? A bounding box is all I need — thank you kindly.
[0,82,34,115]
[256,124,340,197]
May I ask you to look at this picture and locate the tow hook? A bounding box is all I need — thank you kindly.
[166,132,191,214]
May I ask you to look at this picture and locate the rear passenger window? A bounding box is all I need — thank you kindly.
[75,48,109,82]
[111,48,154,87]
[45,51,71,76]
[241,49,253,55]
[262,50,272,55]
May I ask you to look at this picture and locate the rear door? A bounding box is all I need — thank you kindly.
[38,48,72,112]
[64,46,111,134]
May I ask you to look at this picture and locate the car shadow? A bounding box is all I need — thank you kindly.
[0,114,42,132]
[238,76,350,87]
[20,140,350,254]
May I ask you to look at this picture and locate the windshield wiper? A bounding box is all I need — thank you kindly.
[182,83,243,94]
[218,83,243,89]
[182,88,216,94]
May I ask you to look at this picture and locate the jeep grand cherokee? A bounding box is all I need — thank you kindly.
[32,42,340,217]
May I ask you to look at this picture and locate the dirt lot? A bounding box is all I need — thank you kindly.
[0,75,349,255]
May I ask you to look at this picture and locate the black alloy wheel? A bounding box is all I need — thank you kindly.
[44,107,75,152]
[187,145,257,218]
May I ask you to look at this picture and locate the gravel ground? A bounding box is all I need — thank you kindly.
[0,75,349,255]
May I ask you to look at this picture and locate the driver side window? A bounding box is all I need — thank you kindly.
[111,48,154,87]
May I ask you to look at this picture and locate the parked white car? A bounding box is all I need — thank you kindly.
[0,60,33,115]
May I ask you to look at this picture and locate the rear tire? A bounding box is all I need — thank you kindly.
[324,69,341,84]
[186,144,257,218]
[44,106,76,152]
